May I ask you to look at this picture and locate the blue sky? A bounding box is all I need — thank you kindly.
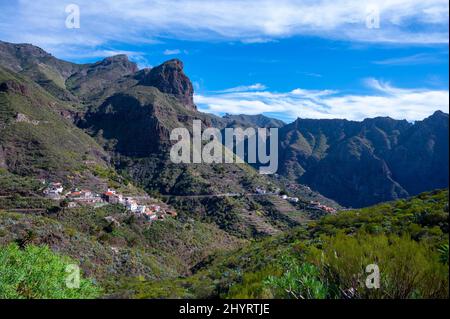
[0,0,448,122]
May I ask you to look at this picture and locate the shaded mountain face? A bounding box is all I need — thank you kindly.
[278,113,449,207]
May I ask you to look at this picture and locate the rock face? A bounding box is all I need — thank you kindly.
[139,59,196,110]
[278,112,449,207]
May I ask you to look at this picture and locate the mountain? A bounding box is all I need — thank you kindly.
[0,65,112,190]
[278,113,449,207]
[0,41,330,239]
[222,114,285,128]
[0,40,82,101]
[0,40,448,300]
[65,54,138,102]
[1,39,447,218]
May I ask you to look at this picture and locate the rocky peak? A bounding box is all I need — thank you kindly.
[426,110,449,123]
[6,42,51,59]
[139,59,196,110]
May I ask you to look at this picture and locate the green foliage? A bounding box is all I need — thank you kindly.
[265,256,327,299]
[0,171,43,196]
[0,243,101,299]
[122,189,448,299]
[308,233,449,299]
[437,244,449,264]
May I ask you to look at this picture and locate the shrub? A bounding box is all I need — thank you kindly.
[0,243,101,299]
[308,233,449,299]
[265,255,328,299]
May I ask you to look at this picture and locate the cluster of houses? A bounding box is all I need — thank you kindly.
[255,187,300,203]
[101,189,177,221]
[280,194,300,203]
[43,182,176,221]
[307,201,336,214]
[254,186,336,214]
[43,182,64,199]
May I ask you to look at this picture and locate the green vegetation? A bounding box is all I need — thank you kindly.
[0,243,100,299]
[0,66,111,184]
[120,189,449,299]
[0,203,242,296]
[0,170,43,196]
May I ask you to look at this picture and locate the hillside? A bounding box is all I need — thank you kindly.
[0,66,113,190]
[0,204,243,294]
[120,189,449,299]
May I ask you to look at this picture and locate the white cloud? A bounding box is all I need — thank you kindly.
[0,0,448,59]
[163,49,181,55]
[216,83,267,93]
[195,79,449,122]
[373,53,447,65]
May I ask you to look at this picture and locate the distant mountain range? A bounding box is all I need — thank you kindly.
[278,112,449,207]
[0,40,448,209]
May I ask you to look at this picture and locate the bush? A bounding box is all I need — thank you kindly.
[265,255,328,299]
[308,233,449,299]
[0,243,101,299]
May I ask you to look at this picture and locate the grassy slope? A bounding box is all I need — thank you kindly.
[0,66,114,189]
[119,189,449,298]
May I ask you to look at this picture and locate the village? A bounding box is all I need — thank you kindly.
[42,180,335,222]
[42,182,177,222]
[255,187,337,214]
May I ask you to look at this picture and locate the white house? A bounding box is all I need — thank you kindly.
[136,205,147,214]
[44,182,64,199]
[126,200,138,212]
[255,187,266,194]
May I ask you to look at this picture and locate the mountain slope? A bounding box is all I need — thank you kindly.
[0,41,82,101]
[0,66,112,189]
[119,189,449,299]
[278,113,449,207]
[0,41,328,238]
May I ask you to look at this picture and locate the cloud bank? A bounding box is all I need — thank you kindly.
[195,79,449,122]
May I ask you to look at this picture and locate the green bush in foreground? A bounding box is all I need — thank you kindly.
[0,243,101,299]
[307,233,449,299]
[265,257,327,299]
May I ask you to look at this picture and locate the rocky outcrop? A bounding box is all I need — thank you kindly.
[139,59,196,110]
[0,80,29,96]
[15,113,39,125]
